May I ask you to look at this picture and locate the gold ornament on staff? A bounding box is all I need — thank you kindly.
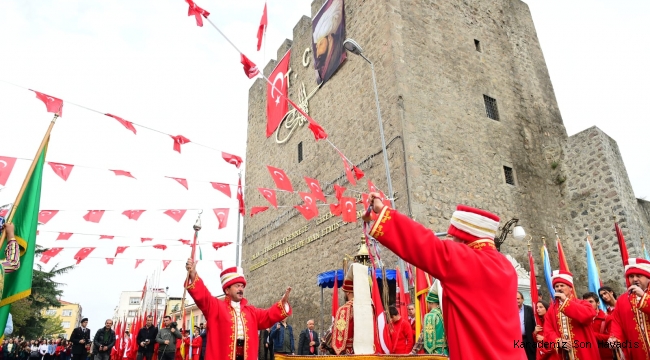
[180,211,202,326]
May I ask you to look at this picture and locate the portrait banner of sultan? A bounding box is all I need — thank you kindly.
[312,0,346,85]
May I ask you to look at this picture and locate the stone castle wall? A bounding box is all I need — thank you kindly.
[240,0,649,333]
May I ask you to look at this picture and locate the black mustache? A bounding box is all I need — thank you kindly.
[236,291,244,295]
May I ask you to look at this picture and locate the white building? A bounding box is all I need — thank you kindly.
[112,289,167,326]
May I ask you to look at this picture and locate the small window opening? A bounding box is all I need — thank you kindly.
[503,166,515,185]
[474,39,482,52]
[483,95,500,121]
[298,142,303,163]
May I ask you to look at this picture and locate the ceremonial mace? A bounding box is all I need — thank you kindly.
[180,211,202,329]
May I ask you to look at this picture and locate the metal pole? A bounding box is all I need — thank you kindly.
[236,171,242,267]
[360,53,408,287]
[320,287,324,354]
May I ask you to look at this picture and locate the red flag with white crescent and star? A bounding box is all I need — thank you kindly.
[179,239,191,245]
[185,0,210,27]
[56,232,73,241]
[83,210,105,223]
[170,135,191,153]
[40,255,52,264]
[140,238,153,243]
[215,260,223,270]
[162,260,172,271]
[340,197,357,223]
[338,152,356,186]
[267,50,291,137]
[99,235,114,240]
[256,2,267,51]
[42,247,64,258]
[241,54,260,79]
[334,184,346,202]
[212,242,231,251]
[38,210,59,224]
[0,156,17,186]
[153,244,167,251]
[74,247,95,264]
[122,210,146,221]
[222,152,243,169]
[258,188,278,208]
[250,206,269,217]
[115,246,128,257]
[237,178,245,216]
[298,192,318,217]
[111,170,136,179]
[105,114,137,134]
[164,209,186,222]
[304,177,326,203]
[106,258,114,265]
[211,182,231,198]
[295,204,318,221]
[166,176,189,190]
[32,90,63,116]
[267,166,293,192]
[213,208,229,229]
[48,162,74,181]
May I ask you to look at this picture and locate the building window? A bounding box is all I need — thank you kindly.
[62,322,70,329]
[128,310,137,317]
[46,310,57,316]
[474,39,481,52]
[503,166,515,185]
[298,142,303,163]
[129,297,140,305]
[483,95,500,121]
[62,310,72,317]
[155,298,163,305]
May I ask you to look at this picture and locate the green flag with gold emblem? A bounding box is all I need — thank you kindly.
[0,138,48,334]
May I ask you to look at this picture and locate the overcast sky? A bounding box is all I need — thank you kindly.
[0,0,647,333]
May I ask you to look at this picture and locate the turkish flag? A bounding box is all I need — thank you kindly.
[115,246,128,257]
[83,210,105,223]
[185,0,210,27]
[241,54,260,79]
[329,203,342,216]
[153,244,167,251]
[56,232,73,240]
[222,152,243,168]
[211,182,231,197]
[340,197,358,223]
[40,255,53,264]
[99,235,114,240]
[213,208,229,229]
[258,188,278,208]
[166,176,189,190]
[179,239,191,245]
[286,98,327,140]
[215,260,223,271]
[48,162,74,181]
[339,152,356,186]
[371,270,393,354]
[122,210,146,221]
[368,180,386,198]
[304,177,326,203]
[42,247,64,258]
[212,242,231,251]
[353,166,364,180]
[267,50,291,137]
[74,247,95,264]
[140,238,153,243]
[0,156,17,186]
[237,178,245,216]
[106,258,115,265]
[298,192,318,217]
[295,204,318,221]
[32,90,63,116]
[267,166,293,192]
[135,259,145,269]
[105,114,137,134]
[0,209,7,218]
[164,209,186,222]
[256,2,267,51]
[162,260,172,271]
[38,210,59,224]
[334,184,346,202]
[110,170,136,179]
[250,206,268,217]
[170,135,191,153]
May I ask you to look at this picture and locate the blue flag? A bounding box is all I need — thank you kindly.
[541,245,555,299]
[644,244,650,261]
[586,241,606,311]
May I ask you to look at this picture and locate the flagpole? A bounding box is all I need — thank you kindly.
[0,114,58,247]
[235,170,242,267]
[180,212,202,331]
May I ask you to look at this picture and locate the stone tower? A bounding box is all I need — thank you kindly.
[241,0,649,331]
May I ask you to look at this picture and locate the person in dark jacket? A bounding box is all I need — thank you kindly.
[269,320,294,355]
[198,325,206,360]
[136,316,158,360]
[517,292,536,360]
[92,320,115,360]
[258,328,272,360]
[297,320,319,355]
[70,318,91,359]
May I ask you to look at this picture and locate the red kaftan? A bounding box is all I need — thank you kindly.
[609,291,650,359]
[191,336,202,360]
[591,310,613,360]
[390,317,413,354]
[542,297,600,359]
[369,207,525,359]
[186,276,291,360]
